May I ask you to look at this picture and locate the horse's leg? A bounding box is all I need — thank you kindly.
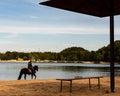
[31,74,33,79]
[24,74,26,80]
[33,73,36,79]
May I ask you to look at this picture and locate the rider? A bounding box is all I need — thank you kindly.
[28,60,33,73]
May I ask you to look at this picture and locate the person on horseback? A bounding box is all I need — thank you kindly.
[28,60,34,73]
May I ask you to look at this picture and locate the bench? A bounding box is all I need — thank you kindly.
[56,76,103,92]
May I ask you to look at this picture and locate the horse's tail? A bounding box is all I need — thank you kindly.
[18,69,23,80]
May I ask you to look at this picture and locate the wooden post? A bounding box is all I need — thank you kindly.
[110,0,115,92]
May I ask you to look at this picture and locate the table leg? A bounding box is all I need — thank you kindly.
[89,78,91,88]
[98,77,100,89]
[70,80,72,92]
[60,80,62,92]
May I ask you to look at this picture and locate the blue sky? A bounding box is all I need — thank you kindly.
[0,0,120,52]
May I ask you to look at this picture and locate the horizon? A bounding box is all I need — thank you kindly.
[0,39,120,53]
[0,0,120,52]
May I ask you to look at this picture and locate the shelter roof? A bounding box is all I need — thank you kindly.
[40,0,120,17]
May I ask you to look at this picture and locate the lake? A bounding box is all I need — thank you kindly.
[0,62,120,80]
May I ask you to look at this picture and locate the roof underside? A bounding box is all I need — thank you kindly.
[40,0,120,17]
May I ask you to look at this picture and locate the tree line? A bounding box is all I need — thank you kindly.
[0,40,120,63]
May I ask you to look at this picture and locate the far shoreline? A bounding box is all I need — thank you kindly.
[0,60,119,64]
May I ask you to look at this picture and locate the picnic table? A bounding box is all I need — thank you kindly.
[56,76,103,92]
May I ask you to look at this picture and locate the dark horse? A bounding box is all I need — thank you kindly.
[18,65,38,80]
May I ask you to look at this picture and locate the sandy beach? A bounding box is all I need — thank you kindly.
[0,76,120,96]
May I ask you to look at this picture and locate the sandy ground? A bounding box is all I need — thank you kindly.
[0,77,120,96]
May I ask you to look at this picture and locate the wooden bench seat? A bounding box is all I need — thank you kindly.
[56,76,103,92]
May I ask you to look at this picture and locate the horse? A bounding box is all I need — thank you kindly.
[18,65,38,80]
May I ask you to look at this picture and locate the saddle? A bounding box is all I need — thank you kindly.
[28,68,33,73]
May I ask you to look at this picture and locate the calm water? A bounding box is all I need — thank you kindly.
[0,62,120,80]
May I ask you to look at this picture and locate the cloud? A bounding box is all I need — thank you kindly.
[29,15,41,19]
[0,24,112,35]
[3,34,19,39]
[0,39,15,45]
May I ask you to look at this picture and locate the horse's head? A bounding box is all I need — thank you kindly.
[33,65,38,71]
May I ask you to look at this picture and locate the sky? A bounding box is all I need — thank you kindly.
[0,0,120,53]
